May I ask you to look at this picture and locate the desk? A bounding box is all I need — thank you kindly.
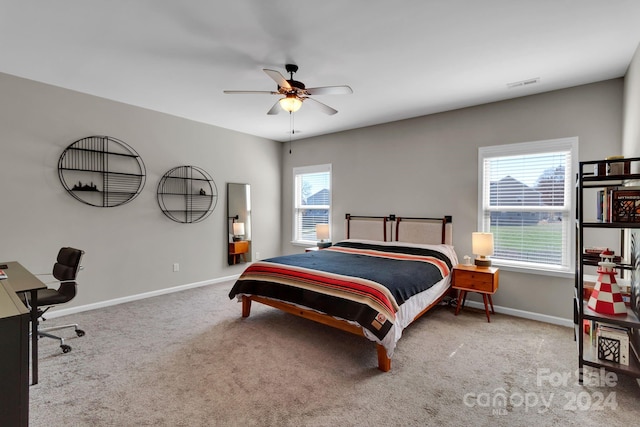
[1,261,46,384]
[0,281,30,425]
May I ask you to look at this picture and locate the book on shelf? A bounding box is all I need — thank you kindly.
[596,190,601,220]
[584,246,611,254]
[596,188,615,222]
[595,187,640,223]
[596,189,605,221]
[582,254,623,263]
[582,247,622,263]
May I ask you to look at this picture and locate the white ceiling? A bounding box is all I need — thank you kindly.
[2,1,640,142]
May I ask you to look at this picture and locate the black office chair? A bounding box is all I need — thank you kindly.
[23,247,86,353]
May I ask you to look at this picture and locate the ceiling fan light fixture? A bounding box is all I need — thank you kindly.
[279,94,302,113]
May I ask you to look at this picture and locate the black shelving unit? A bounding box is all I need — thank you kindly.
[58,136,146,207]
[576,157,640,384]
[157,165,217,223]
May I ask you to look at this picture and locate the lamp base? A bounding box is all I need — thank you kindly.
[474,258,492,267]
[317,241,332,249]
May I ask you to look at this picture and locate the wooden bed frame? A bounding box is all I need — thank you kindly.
[239,214,453,372]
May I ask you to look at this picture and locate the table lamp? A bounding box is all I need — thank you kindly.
[316,223,331,248]
[472,232,494,267]
[232,222,245,241]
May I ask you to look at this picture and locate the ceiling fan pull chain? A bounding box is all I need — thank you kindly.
[289,112,294,154]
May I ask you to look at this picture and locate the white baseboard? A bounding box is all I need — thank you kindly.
[44,274,240,319]
[463,300,573,328]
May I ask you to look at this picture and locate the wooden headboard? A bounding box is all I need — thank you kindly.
[345,214,452,245]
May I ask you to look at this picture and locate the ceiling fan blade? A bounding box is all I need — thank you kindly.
[266,100,282,115]
[306,85,353,95]
[223,90,279,95]
[263,69,292,90]
[306,97,338,115]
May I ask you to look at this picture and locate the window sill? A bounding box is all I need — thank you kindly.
[291,240,317,247]
[492,262,574,279]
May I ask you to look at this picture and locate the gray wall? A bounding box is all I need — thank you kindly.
[0,72,282,310]
[623,42,640,158]
[1,69,629,325]
[282,79,624,324]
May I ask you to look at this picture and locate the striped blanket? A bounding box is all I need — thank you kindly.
[228,240,454,342]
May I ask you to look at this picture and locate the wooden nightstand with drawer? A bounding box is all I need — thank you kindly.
[229,240,249,265]
[452,264,499,322]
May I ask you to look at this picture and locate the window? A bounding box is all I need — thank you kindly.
[478,137,578,276]
[293,164,331,244]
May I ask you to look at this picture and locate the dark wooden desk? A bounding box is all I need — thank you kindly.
[1,261,47,385]
[0,281,30,426]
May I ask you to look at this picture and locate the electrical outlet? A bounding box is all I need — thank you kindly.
[173,263,179,272]
[255,252,260,260]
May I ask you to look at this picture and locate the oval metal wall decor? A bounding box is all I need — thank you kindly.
[157,165,218,223]
[58,136,146,207]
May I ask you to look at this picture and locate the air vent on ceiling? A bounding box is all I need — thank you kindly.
[507,77,540,89]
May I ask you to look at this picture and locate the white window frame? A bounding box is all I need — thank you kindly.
[478,137,578,277]
[292,164,332,246]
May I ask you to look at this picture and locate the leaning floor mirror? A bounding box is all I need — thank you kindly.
[227,183,252,265]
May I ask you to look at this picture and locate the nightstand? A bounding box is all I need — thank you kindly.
[452,264,499,322]
[229,240,249,265]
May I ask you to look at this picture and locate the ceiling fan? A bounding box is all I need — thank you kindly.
[224,64,353,115]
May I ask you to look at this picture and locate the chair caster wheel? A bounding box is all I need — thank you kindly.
[76,329,85,337]
[61,344,72,353]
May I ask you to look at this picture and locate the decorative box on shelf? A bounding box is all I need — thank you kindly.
[611,189,640,223]
[593,156,631,176]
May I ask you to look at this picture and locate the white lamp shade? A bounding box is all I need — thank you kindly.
[316,223,330,240]
[279,94,302,113]
[233,222,245,236]
[472,232,494,256]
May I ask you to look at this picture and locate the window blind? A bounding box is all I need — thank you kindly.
[478,138,577,273]
[293,164,331,243]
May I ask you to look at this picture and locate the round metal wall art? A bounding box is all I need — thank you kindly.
[157,165,218,223]
[58,136,146,207]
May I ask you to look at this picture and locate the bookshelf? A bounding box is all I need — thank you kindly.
[576,157,640,384]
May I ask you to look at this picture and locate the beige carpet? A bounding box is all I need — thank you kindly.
[30,281,640,426]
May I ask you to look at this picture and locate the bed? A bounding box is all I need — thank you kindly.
[228,214,457,371]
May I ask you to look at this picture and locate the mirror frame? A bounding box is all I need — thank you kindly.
[227,183,251,265]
